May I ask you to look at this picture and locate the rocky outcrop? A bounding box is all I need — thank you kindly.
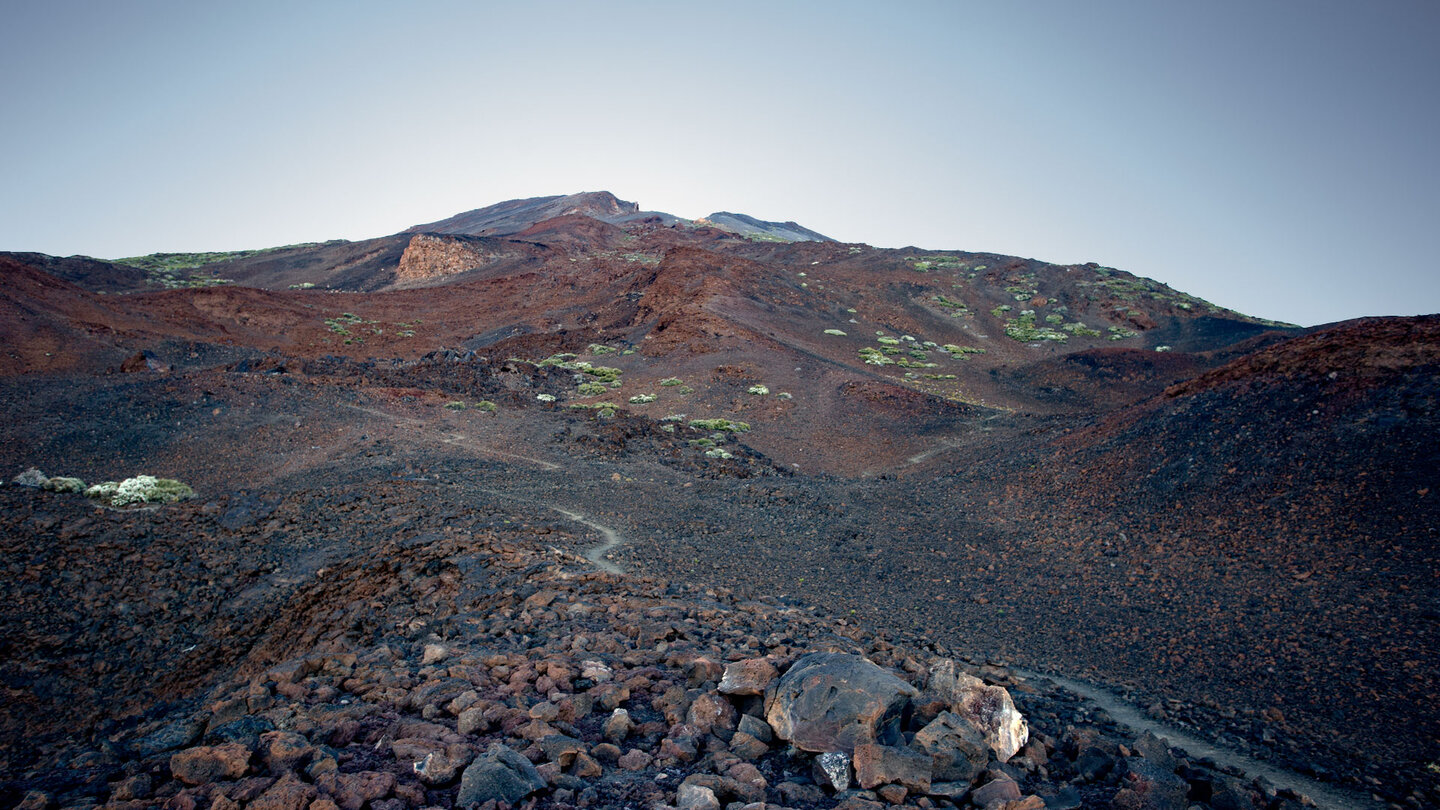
[394,234,494,285]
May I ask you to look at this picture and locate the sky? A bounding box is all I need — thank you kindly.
[2,1,1437,326]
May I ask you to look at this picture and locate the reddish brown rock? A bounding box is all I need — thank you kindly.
[718,658,778,696]
[853,743,932,792]
[170,743,251,785]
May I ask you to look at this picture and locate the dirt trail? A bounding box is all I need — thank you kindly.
[1017,669,1376,810]
[341,403,562,470]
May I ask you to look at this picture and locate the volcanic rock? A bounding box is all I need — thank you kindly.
[765,652,919,753]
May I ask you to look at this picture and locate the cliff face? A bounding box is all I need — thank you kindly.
[394,234,494,285]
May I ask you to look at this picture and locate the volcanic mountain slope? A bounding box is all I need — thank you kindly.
[1,193,1436,807]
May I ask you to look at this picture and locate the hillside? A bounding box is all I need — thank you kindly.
[0,193,1434,809]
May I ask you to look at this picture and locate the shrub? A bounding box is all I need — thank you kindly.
[444,401,467,410]
[577,382,608,396]
[536,393,556,402]
[689,418,750,432]
[823,329,847,336]
[43,477,86,493]
[747,385,769,395]
[475,400,497,412]
[628,393,657,404]
[96,475,193,507]
[659,377,684,386]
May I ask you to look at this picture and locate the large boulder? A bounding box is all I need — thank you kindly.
[926,660,1028,761]
[456,743,547,806]
[765,653,918,753]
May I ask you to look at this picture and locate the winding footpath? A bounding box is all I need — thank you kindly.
[1016,669,1375,810]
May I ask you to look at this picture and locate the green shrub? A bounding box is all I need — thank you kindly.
[689,418,750,432]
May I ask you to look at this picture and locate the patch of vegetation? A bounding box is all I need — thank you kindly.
[941,344,985,355]
[628,393,657,404]
[823,329,847,336]
[704,447,734,459]
[990,304,1013,317]
[288,282,316,290]
[689,418,750,433]
[588,344,618,355]
[86,475,193,507]
[536,393,556,403]
[475,400,497,413]
[876,336,901,346]
[577,382,609,396]
[1004,310,1068,343]
[660,377,685,387]
[444,401,468,410]
[747,385,769,395]
[1061,322,1103,337]
[1107,325,1139,341]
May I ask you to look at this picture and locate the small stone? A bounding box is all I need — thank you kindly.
[603,708,634,742]
[877,784,908,804]
[997,797,1045,810]
[718,658,778,696]
[529,701,560,721]
[414,751,463,786]
[258,730,313,773]
[970,775,1021,808]
[677,783,721,810]
[728,731,769,760]
[572,751,603,779]
[617,748,653,771]
[815,751,852,791]
[247,773,317,810]
[457,705,489,736]
[736,714,773,742]
[421,644,449,665]
[686,692,737,733]
[686,657,726,687]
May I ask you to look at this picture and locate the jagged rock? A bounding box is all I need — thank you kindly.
[248,773,317,810]
[617,748,653,770]
[853,743,932,792]
[765,652,918,753]
[132,716,207,756]
[170,743,251,785]
[677,782,721,810]
[1112,758,1189,810]
[926,660,1028,761]
[457,743,546,806]
[686,691,736,733]
[911,711,988,785]
[814,750,852,791]
[970,773,1021,808]
[718,658,778,695]
[414,751,464,786]
[421,643,449,665]
[737,713,773,742]
[314,770,395,810]
[728,731,769,759]
[257,730,313,773]
[603,707,633,741]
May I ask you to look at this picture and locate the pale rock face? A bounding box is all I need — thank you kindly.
[926,659,1029,762]
[395,234,493,284]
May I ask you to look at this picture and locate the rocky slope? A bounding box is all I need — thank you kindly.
[0,194,1435,809]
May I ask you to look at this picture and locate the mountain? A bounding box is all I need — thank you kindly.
[0,193,1435,807]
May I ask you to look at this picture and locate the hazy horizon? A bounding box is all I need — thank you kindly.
[3,1,1438,327]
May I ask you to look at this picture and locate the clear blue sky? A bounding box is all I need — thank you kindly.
[2,1,1437,326]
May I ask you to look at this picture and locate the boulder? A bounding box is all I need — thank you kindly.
[911,711,988,784]
[456,743,547,806]
[765,652,918,753]
[926,660,1028,761]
